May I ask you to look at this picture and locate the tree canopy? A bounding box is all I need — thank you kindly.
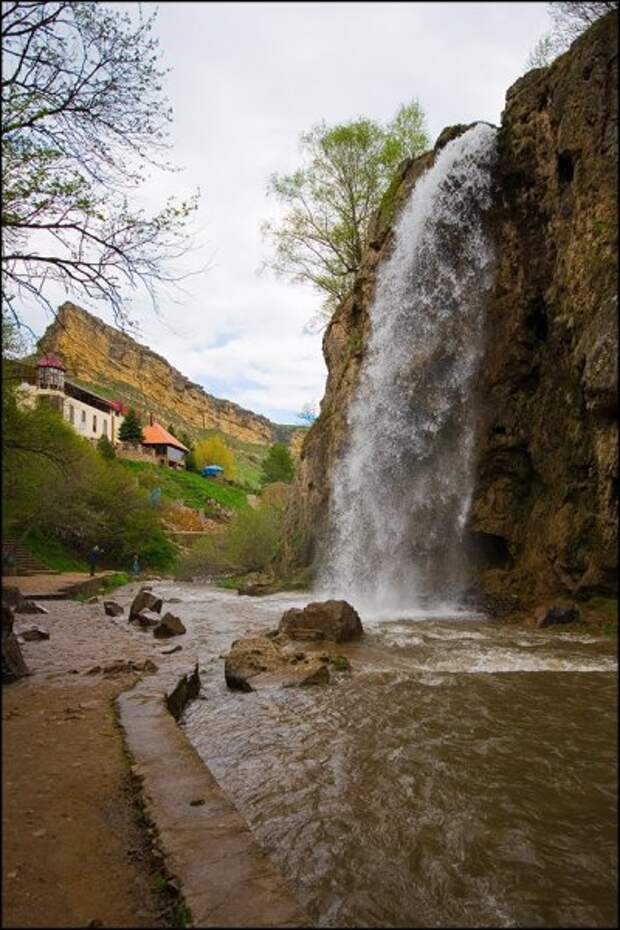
[261,442,295,485]
[194,435,237,481]
[261,100,429,328]
[1,0,199,332]
[118,407,143,445]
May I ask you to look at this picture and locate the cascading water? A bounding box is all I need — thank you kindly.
[320,123,498,615]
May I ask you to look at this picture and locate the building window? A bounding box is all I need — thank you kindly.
[81,410,86,424]
[69,404,74,424]
[93,414,97,432]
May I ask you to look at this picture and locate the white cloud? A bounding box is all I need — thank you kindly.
[17,1,551,422]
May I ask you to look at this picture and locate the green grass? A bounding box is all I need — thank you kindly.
[118,459,248,511]
[24,530,89,572]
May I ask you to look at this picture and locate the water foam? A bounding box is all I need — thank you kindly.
[319,123,498,614]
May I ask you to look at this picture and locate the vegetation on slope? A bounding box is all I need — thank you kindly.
[118,460,248,512]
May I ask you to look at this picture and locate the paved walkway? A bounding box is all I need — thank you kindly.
[2,571,117,599]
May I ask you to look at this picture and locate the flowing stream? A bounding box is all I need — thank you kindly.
[162,124,618,928]
[145,583,618,928]
[320,123,497,613]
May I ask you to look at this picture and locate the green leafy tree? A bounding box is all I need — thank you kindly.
[118,408,143,445]
[261,442,295,485]
[1,0,199,330]
[261,100,429,327]
[3,380,175,569]
[97,434,116,460]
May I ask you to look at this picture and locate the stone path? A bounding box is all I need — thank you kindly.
[3,583,310,928]
[1,571,118,599]
[2,594,173,928]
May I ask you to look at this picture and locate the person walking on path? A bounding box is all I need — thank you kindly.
[131,553,141,578]
[88,545,103,577]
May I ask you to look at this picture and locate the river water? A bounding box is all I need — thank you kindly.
[152,582,617,927]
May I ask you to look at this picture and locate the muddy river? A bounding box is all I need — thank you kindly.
[151,582,617,927]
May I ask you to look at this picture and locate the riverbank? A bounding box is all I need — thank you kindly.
[1,596,177,928]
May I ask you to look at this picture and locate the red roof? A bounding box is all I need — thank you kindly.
[141,423,189,453]
[37,354,65,369]
[110,400,130,414]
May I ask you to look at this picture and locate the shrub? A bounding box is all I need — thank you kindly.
[175,501,285,579]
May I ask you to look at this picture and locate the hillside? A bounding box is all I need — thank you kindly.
[35,302,306,452]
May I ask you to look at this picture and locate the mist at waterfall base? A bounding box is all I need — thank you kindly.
[319,124,498,619]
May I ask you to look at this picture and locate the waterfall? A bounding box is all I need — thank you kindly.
[320,123,497,615]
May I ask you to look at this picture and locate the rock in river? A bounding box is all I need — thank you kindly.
[224,635,329,691]
[129,589,163,618]
[279,599,363,642]
[153,613,186,638]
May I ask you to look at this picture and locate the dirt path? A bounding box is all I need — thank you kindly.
[2,592,178,928]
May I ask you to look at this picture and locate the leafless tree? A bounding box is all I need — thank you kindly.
[1,1,201,333]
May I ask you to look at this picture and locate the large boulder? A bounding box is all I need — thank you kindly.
[2,604,30,682]
[278,600,363,643]
[153,612,186,638]
[224,635,329,692]
[132,610,161,629]
[129,589,163,618]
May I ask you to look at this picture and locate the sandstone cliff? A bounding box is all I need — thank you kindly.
[37,302,301,448]
[282,12,617,602]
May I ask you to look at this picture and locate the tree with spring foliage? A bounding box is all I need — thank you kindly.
[261,100,429,329]
[1,0,200,332]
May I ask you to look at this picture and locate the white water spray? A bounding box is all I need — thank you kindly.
[320,123,498,614]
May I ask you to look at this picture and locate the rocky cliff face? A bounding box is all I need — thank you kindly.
[37,302,281,446]
[283,12,617,602]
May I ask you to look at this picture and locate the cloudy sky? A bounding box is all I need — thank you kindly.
[20,1,552,423]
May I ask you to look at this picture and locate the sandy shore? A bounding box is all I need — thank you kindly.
[2,587,179,928]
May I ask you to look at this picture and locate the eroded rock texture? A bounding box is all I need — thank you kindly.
[282,13,617,603]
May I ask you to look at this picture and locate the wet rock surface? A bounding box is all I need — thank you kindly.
[153,612,186,638]
[129,589,163,618]
[16,625,50,642]
[279,599,364,642]
[225,635,330,691]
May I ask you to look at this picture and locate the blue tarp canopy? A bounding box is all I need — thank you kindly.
[201,465,224,477]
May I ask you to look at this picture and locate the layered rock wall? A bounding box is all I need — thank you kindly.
[283,12,617,601]
[38,302,276,445]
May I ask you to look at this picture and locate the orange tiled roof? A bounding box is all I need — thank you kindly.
[141,423,189,453]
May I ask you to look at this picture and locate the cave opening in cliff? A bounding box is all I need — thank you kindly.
[468,531,514,570]
[525,297,548,342]
[557,151,575,185]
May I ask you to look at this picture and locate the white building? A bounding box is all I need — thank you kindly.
[19,354,127,444]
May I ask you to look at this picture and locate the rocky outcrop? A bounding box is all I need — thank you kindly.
[36,302,302,447]
[279,600,363,642]
[281,12,617,604]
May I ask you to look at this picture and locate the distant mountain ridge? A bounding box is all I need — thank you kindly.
[36,302,301,447]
